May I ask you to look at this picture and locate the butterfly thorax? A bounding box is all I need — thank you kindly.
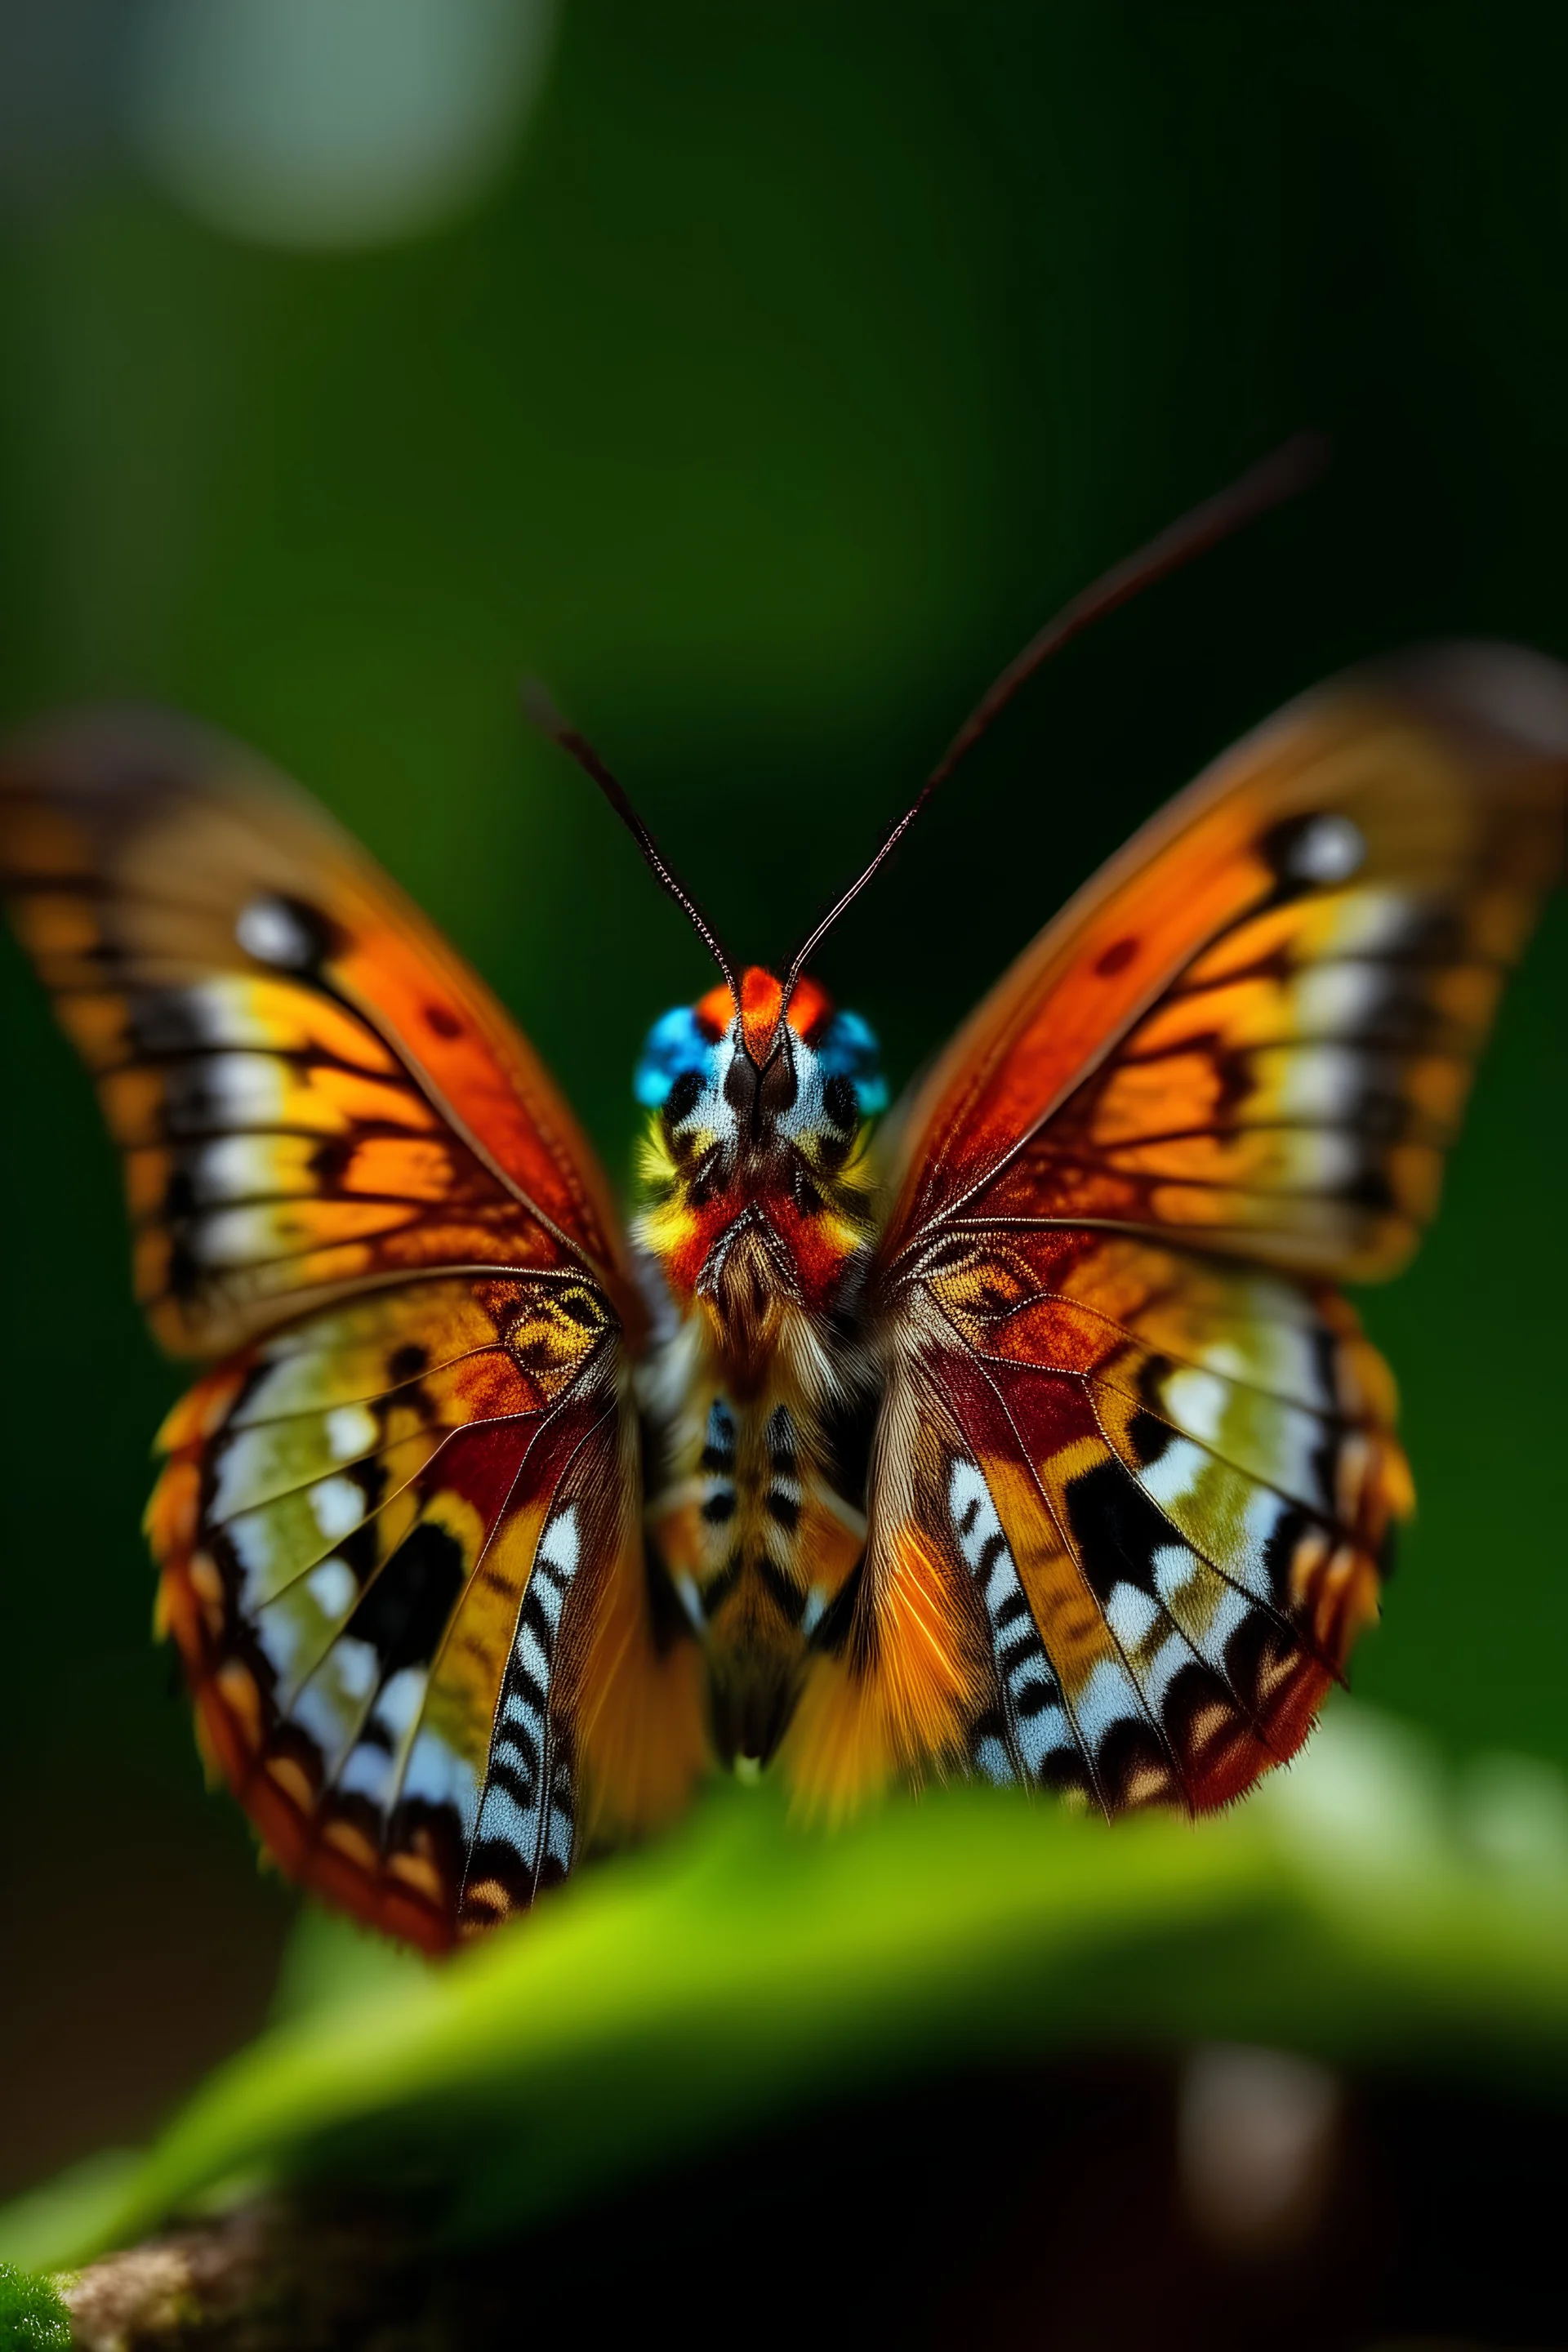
[630,967,887,1761]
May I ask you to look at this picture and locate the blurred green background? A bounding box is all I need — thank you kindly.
[0,0,1564,2281]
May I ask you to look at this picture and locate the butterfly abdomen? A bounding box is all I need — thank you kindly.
[644,1346,871,1762]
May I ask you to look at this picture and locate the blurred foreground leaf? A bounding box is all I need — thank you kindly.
[5,1705,1568,2277]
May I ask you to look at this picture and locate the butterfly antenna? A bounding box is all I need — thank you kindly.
[779,430,1330,1009]
[522,678,740,1009]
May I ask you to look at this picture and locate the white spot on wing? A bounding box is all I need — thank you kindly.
[227,1509,273,1582]
[1152,1543,1205,1608]
[1162,1366,1230,1446]
[1016,1703,1071,1776]
[310,1475,365,1540]
[511,1626,549,1691]
[332,1637,380,1704]
[338,1740,393,1804]
[1141,1633,1193,1710]
[1138,1437,1210,1512]
[1152,1545,1253,1669]
[948,1458,995,1570]
[375,1666,427,1740]
[475,1784,531,1853]
[1104,1581,1160,1650]
[403,1729,479,1833]
[545,1800,574,1867]
[255,1598,309,1679]
[236,893,314,968]
[1290,814,1365,884]
[1274,1045,1364,1121]
[1071,1656,1142,1752]
[196,1134,275,1202]
[307,1557,358,1619]
[1294,959,1387,1033]
[325,1403,378,1462]
[202,1052,287,1125]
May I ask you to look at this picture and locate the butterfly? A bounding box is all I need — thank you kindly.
[2,448,1563,1952]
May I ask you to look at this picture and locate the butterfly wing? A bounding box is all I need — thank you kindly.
[783,645,1567,1820]
[0,709,628,1351]
[1,713,706,1942]
[148,1276,704,1948]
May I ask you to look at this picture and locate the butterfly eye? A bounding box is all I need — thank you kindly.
[822,1073,859,1133]
[664,1068,704,1126]
[817,1009,888,1120]
[635,1006,715,1108]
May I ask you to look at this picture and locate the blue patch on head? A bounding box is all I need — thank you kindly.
[634,1007,717,1107]
[817,1008,889,1118]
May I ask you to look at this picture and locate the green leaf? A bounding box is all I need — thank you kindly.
[5,1704,1567,2276]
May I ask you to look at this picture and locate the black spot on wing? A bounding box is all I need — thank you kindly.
[344,1518,466,1674]
[1061,1452,1174,1607]
[129,989,214,1056]
[1094,1715,1172,1806]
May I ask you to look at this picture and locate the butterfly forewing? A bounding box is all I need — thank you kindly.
[0,710,628,1352]
[784,647,1566,1821]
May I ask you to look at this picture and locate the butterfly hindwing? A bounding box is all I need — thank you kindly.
[784,1231,1404,1818]
[785,647,1566,1819]
[149,1270,709,1945]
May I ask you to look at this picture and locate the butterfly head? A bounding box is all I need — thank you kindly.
[632,964,886,1335]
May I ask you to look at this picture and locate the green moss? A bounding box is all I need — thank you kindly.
[0,2264,70,2352]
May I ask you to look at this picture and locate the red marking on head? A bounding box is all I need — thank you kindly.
[782,972,831,1043]
[695,979,735,1039]
[693,967,835,1062]
[739,967,783,1062]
